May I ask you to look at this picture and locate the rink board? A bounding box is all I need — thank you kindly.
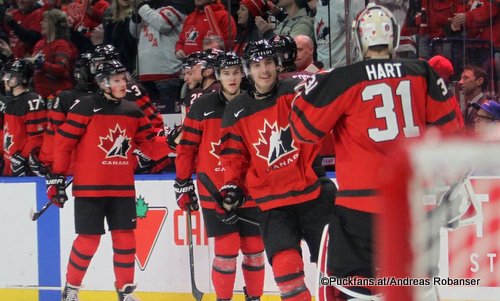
[0,174,499,301]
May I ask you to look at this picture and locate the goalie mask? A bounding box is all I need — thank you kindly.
[94,60,130,101]
[353,3,399,57]
[2,59,34,88]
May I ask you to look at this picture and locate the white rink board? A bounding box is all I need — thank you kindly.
[1,175,500,300]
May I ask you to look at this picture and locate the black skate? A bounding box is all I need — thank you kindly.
[117,283,140,301]
[243,286,261,301]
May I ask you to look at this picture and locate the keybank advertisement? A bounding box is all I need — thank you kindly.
[1,175,499,301]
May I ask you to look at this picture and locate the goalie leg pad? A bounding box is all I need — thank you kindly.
[241,235,265,298]
[111,230,136,289]
[272,249,311,300]
[66,234,101,286]
[213,233,240,299]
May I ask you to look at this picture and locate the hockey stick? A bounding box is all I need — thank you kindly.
[30,178,73,221]
[197,172,259,227]
[186,207,204,301]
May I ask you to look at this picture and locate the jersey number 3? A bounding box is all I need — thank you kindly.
[362,81,420,142]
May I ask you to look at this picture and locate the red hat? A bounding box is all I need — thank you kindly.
[428,55,454,82]
[241,0,267,18]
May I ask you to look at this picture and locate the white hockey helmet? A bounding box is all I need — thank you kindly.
[353,3,400,57]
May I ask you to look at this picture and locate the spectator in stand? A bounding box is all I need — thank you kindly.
[64,0,109,38]
[233,0,268,55]
[130,0,194,114]
[459,65,489,130]
[293,34,314,71]
[26,9,78,99]
[313,0,364,68]
[175,0,236,58]
[256,0,314,40]
[2,0,43,58]
[102,0,137,73]
[203,34,225,50]
[450,0,500,47]
[473,100,500,140]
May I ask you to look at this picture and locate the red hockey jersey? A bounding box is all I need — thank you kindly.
[124,81,164,134]
[3,91,47,175]
[221,79,321,211]
[290,59,463,213]
[177,91,257,209]
[52,94,154,197]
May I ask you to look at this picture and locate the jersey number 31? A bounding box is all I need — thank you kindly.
[363,81,420,142]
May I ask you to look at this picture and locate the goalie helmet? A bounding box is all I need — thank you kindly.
[269,35,297,68]
[2,59,33,87]
[215,51,242,80]
[353,3,399,57]
[73,52,94,87]
[242,39,276,77]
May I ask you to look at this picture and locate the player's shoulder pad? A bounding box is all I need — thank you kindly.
[221,92,252,127]
[279,77,302,94]
[68,94,98,116]
[187,91,222,121]
[119,98,147,118]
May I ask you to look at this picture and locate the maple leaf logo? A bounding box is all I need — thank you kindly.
[210,140,221,161]
[3,130,13,152]
[98,124,131,159]
[253,120,297,165]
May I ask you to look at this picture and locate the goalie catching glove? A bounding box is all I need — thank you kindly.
[174,178,199,211]
[46,174,68,208]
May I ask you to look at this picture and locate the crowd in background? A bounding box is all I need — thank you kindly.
[0,0,500,177]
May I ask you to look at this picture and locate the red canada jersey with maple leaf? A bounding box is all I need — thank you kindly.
[290,59,463,213]
[221,79,322,211]
[176,91,255,209]
[52,94,155,197]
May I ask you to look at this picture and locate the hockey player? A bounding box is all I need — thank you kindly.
[219,40,336,301]
[2,59,46,176]
[175,51,265,301]
[48,60,154,301]
[289,4,463,300]
[269,35,312,81]
[30,52,97,176]
[92,44,170,173]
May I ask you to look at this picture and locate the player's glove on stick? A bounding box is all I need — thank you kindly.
[10,152,28,176]
[215,203,239,225]
[174,178,199,211]
[46,174,68,208]
[29,148,50,177]
[219,184,245,211]
[133,148,155,174]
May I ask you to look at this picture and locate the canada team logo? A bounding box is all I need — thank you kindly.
[3,130,13,152]
[186,27,199,43]
[134,195,168,270]
[98,124,131,159]
[210,140,221,160]
[253,120,298,166]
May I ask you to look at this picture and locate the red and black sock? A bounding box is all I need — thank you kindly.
[241,235,265,298]
[111,230,136,289]
[66,234,101,286]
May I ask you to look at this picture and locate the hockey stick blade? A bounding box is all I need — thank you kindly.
[30,178,73,221]
[197,172,259,226]
[187,208,204,301]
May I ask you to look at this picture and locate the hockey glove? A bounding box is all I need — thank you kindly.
[133,148,155,174]
[215,204,239,225]
[10,152,28,177]
[174,178,199,211]
[166,125,182,151]
[218,184,245,211]
[46,174,68,208]
[29,148,50,177]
